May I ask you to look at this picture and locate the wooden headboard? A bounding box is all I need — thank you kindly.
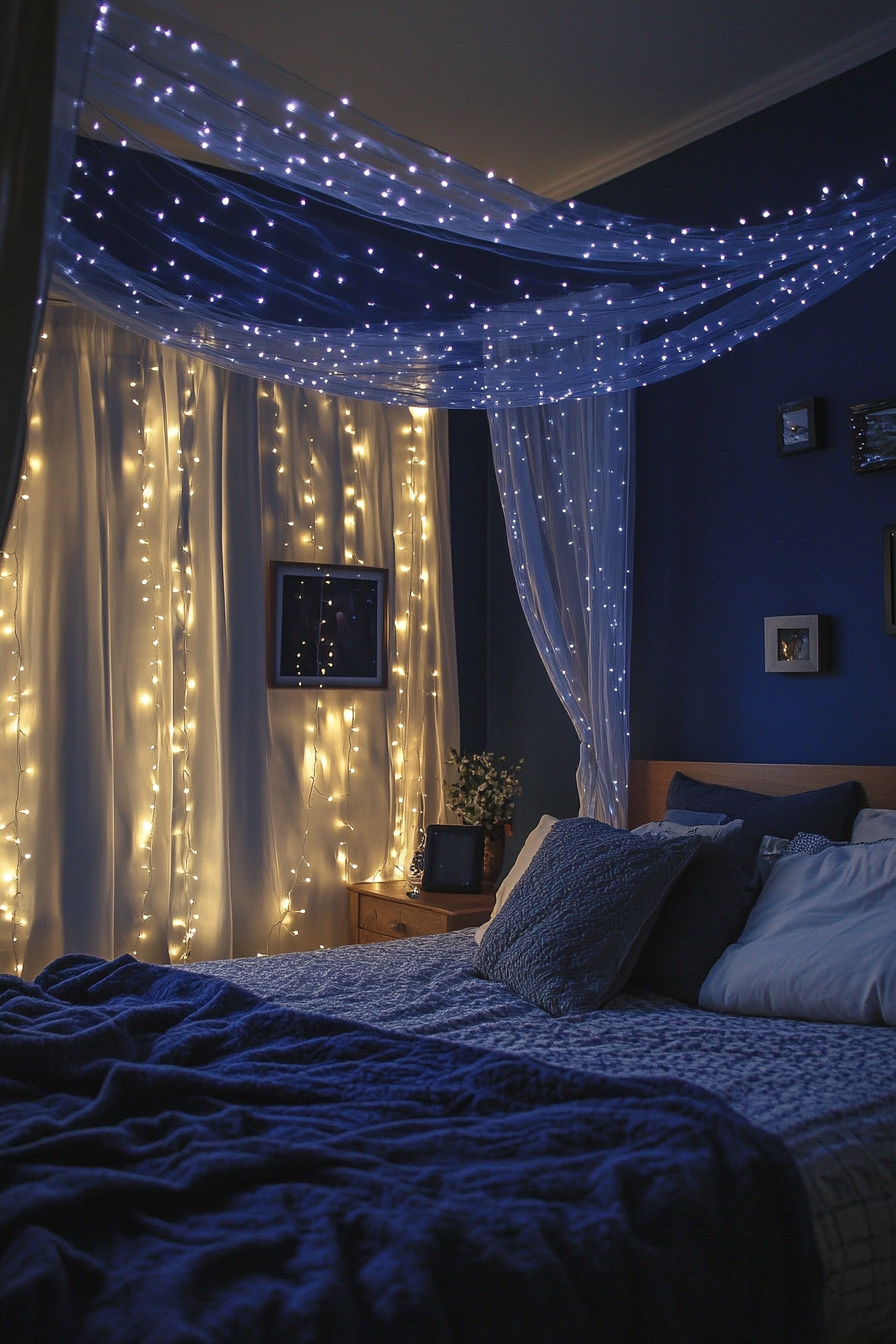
[628,760,896,829]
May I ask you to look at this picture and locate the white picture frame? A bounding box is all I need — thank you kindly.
[764,614,826,673]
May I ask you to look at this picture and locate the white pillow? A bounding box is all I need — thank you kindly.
[632,819,744,841]
[473,814,558,944]
[852,808,896,842]
[699,839,896,1025]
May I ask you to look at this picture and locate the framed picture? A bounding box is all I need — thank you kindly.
[269,562,388,688]
[421,825,485,894]
[885,526,896,636]
[776,398,823,456]
[764,614,828,673]
[851,397,896,474]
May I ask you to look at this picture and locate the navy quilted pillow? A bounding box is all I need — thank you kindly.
[626,830,762,1006]
[665,772,865,842]
[472,818,700,1017]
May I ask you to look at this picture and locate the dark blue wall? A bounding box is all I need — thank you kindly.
[449,49,896,862]
[581,48,896,767]
[627,259,896,765]
[448,410,490,756]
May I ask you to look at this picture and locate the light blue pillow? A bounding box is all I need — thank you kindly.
[634,818,744,841]
[852,808,896,842]
[700,838,896,1025]
[473,818,700,1017]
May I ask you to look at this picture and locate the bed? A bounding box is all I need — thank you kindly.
[2,762,895,1343]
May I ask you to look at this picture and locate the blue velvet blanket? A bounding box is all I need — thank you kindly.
[0,955,822,1344]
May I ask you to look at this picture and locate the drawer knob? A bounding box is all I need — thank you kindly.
[389,920,406,933]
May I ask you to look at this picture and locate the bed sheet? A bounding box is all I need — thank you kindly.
[191,930,896,1343]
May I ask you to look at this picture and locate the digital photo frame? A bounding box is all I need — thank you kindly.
[421,825,485,894]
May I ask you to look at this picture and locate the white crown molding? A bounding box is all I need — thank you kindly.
[539,15,896,201]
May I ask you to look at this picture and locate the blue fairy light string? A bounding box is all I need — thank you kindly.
[47,0,895,408]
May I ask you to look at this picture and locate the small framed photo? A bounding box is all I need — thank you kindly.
[421,825,485,894]
[851,397,896,474]
[764,614,828,673]
[269,562,388,688]
[776,398,823,456]
[885,526,896,635]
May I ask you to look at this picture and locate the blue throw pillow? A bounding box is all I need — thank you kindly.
[473,818,700,1017]
[782,830,896,857]
[783,831,840,856]
[627,830,762,1006]
[665,772,865,842]
[663,809,730,826]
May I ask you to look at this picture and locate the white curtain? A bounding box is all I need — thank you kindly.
[0,303,458,977]
[488,394,634,826]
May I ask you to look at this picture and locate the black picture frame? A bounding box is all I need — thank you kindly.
[776,397,823,456]
[851,397,896,475]
[269,562,389,688]
[885,526,896,636]
[421,825,484,894]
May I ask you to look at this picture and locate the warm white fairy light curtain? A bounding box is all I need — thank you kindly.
[0,303,456,977]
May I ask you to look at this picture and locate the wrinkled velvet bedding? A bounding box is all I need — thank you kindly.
[0,954,822,1343]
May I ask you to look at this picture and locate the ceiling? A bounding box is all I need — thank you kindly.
[176,0,896,198]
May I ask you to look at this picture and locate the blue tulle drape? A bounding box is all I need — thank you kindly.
[53,0,896,408]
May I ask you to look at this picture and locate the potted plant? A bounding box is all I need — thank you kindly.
[443,749,523,882]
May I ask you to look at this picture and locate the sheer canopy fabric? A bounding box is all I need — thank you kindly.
[489,393,633,825]
[1,304,457,976]
[45,0,896,406]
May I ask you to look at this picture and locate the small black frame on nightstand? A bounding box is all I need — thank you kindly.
[422,825,485,894]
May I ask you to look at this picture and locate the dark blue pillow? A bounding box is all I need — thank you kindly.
[663,809,730,826]
[626,830,762,1006]
[665,772,865,842]
[472,818,700,1017]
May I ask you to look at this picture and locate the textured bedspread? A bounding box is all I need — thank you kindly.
[191,930,896,1343]
[0,953,823,1344]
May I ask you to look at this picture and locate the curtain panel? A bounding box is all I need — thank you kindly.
[489,393,634,826]
[1,303,458,977]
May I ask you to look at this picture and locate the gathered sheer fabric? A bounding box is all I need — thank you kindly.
[2,304,457,976]
[49,0,896,407]
[489,388,633,825]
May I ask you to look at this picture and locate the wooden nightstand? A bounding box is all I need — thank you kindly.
[346,880,495,944]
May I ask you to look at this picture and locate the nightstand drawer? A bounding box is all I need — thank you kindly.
[359,893,444,939]
[346,880,495,946]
